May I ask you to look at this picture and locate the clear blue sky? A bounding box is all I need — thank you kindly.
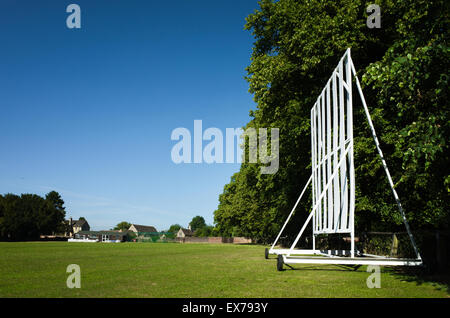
[0,0,260,230]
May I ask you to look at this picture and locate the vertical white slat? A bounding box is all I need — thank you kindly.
[314,105,319,233]
[339,58,348,231]
[345,51,356,255]
[316,104,321,233]
[311,106,316,234]
[332,71,340,231]
[321,91,327,231]
[326,80,333,230]
[312,231,316,251]
[316,98,322,232]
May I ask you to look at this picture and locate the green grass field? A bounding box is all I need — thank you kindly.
[0,242,448,298]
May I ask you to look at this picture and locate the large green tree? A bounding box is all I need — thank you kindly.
[0,191,67,240]
[214,0,449,243]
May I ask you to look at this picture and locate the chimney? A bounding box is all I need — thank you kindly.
[68,217,73,237]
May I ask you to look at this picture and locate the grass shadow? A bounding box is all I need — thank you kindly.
[264,247,449,293]
[388,266,450,294]
[277,262,362,272]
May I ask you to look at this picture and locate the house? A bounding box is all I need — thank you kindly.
[73,219,90,233]
[69,230,129,243]
[63,217,90,237]
[176,228,194,238]
[128,224,158,234]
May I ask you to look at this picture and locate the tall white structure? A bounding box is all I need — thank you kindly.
[267,49,422,270]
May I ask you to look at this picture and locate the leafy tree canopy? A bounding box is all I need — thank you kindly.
[195,225,215,237]
[214,0,449,243]
[168,224,182,233]
[114,221,131,231]
[189,216,207,232]
[0,191,66,240]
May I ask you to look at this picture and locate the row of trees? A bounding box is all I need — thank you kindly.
[0,191,66,241]
[214,0,449,242]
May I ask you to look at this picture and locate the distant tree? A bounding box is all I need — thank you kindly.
[0,191,68,240]
[114,221,131,231]
[194,225,215,237]
[45,191,65,213]
[168,224,182,233]
[1,194,42,240]
[189,216,206,232]
[43,191,66,234]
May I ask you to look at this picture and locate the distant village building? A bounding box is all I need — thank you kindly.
[64,217,90,237]
[128,224,157,234]
[70,230,129,243]
[73,219,90,233]
[176,228,194,238]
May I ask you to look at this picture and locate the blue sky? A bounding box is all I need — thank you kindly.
[0,0,260,230]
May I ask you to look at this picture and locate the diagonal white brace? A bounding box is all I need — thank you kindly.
[350,57,422,261]
[270,174,313,251]
[287,143,352,256]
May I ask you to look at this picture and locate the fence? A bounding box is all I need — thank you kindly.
[175,236,252,244]
[133,232,176,243]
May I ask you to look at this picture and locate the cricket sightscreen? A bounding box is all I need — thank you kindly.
[310,50,355,235]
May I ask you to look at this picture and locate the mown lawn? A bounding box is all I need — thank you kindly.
[0,242,448,297]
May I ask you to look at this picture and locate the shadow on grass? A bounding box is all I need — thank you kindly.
[267,252,449,293]
[264,248,449,290]
[277,261,450,293]
[276,262,362,272]
[388,266,450,294]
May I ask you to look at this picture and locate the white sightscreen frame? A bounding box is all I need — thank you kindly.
[268,48,422,267]
[310,51,355,236]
